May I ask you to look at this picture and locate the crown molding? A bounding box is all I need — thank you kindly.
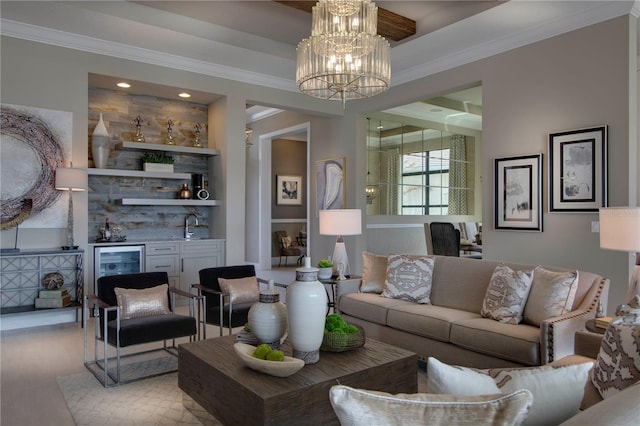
[0,19,296,93]
[632,0,640,17]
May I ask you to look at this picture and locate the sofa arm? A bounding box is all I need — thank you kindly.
[335,279,362,313]
[540,309,595,363]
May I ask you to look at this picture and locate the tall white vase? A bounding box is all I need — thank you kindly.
[286,257,328,364]
[91,113,110,169]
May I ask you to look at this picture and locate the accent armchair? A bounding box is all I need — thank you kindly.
[83,272,204,387]
[275,230,306,266]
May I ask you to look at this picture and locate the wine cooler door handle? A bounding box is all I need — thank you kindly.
[181,258,184,273]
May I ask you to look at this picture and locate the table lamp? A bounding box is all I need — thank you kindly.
[319,209,362,279]
[55,165,87,250]
[599,207,640,302]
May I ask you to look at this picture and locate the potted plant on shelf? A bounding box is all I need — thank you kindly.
[317,259,333,280]
[141,152,175,173]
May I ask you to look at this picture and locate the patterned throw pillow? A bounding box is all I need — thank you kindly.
[523,266,579,326]
[218,276,260,304]
[382,254,435,304]
[360,251,388,293]
[114,284,170,319]
[591,295,640,399]
[481,264,533,324]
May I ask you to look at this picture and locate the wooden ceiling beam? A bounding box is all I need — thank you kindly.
[274,1,416,42]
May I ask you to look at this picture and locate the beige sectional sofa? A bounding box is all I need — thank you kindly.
[338,255,609,368]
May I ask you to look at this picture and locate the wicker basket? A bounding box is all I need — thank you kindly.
[320,325,365,352]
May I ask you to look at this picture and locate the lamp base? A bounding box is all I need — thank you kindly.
[331,241,351,280]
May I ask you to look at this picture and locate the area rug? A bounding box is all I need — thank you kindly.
[58,358,428,425]
[57,357,221,426]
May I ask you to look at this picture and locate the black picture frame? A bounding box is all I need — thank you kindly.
[549,126,607,212]
[495,154,543,231]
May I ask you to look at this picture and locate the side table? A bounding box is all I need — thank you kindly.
[320,275,361,313]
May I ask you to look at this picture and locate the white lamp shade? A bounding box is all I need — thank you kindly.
[599,207,640,252]
[319,209,362,236]
[55,167,87,191]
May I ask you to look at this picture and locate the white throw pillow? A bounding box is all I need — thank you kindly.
[523,266,578,326]
[329,384,532,426]
[381,254,435,304]
[426,357,592,426]
[481,264,533,324]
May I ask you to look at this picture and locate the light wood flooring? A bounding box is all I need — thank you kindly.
[0,266,297,425]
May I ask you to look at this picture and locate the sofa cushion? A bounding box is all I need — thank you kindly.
[387,304,481,342]
[523,266,578,326]
[329,384,533,426]
[426,357,592,426]
[360,251,387,293]
[339,293,411,326]
[591,295,640,399]
[481,265,533,324]
[382,254,435,304]
[450,318,540,365]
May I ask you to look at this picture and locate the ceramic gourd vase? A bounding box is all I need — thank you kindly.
[91,113,110,168]
[248,280,288,349]
[286,257,328,364]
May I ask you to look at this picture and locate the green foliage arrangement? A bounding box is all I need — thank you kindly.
[141,152,175,164]
[252,343,284,362]
[324,313,359,335]
[317,259,333,268]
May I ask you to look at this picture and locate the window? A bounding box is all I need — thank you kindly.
[401,149,450,215]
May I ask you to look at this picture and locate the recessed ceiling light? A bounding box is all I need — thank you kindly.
[178,92,191,98]
[116,82,131,88]
[377,125,384,130]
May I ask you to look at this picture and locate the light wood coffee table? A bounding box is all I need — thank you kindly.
[178,335,417,425]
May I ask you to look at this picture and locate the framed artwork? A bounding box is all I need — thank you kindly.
[276,175,302,205]
[495,154,543,231]
[549,125,607,212]
[316,157,346,212]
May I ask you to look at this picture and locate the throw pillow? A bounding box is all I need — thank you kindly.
[523,266,578,326]
[360,251,388,293]
[481,264,533,324]
[281,236,292,248]
[329,384,532,426]
[381,254,435,304]
[427,357,592,426]
[114,284,170,320]
[591,294,640,399]
[218,276,260,304]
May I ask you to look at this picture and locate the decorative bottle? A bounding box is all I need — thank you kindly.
[286,257,328,364]
[248,280,288,349]
[179,183,192,199]
[104,218,111,241]
[91,113,110,168]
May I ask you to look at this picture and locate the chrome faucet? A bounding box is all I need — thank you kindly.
[184,213,199,240]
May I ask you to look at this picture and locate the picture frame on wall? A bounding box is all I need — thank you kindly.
[495,153,543,231]
[316,157,346,212]
[549,125,607,212]
[276,175,302,205]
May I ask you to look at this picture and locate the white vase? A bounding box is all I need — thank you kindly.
[286,257,328,364]
[91,113,110,169]
[248,280,288,349]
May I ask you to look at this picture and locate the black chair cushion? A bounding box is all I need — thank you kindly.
[107,314,196,347]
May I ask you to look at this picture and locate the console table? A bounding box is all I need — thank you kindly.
[0,249,84,317]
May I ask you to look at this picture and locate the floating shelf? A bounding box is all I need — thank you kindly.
[117,141,220,156]
[120,198,221,206]
[88,168,192,180]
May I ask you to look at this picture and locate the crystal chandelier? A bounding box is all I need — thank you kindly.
[296,0,391,105]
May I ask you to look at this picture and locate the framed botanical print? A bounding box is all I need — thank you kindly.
[276,175,302,205]
[549,126,607,212]
[495,154,543,231]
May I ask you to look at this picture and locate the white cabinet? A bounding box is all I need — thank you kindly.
[145,239,225,306]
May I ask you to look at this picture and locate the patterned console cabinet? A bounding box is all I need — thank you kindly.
[0,249,84,315]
